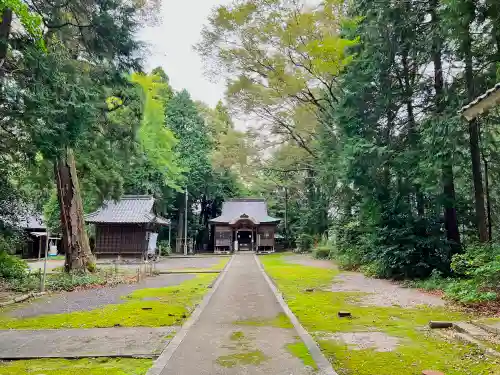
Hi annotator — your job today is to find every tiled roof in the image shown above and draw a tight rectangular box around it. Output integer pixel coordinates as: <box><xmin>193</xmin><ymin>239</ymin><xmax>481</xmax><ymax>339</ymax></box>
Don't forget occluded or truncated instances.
<box><xmin>85</xmin><ymin>195</ymin><xmax>169</xmax><ymax>225</ymax></box>
<box><xmin>210</xmin><ymin>198</ymin><xmax>280</xmax><ymax>224</ymax></box>
<box><xmin>459</xmin><ymin>82</ymin><xmax>500</xmax><ymax>117</ymax></box>
<box><xmin>21</xmin><ymin>214</ymin><xmax>45</xmax><ymax>230</ymax></box>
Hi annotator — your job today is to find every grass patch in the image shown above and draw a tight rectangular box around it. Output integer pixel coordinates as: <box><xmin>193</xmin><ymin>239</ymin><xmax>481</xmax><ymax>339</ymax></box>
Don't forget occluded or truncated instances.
<box><xmin>260</xmin><ymin>254</ymin><xmax>500</xmax><ymax>375</ymax></box>
<box><xmin>215</xmin><ymin>350</ymin><xmax>269</xmax><ymax>368</ymax></box>
<box><xmin>0</xmin><ymin>274</ymin><xmax>216</xmax><ymax>329</ymax></box>
<box><xmin>0</xmin><ymin>358</ymin><xmax>151</xmax><ymax>375</ymax></box>
<box><xmin>233</xmin><ymin>312</ymin><xmax>293</xmax><ymax>329</ymax></box>
<box><xmin>285</xmin><ymin>341</ymin><xmax>317</xmax><ymax>370</ymax></box>
<box><xmin>230</xmin><ymin>331</ymin><xmax>245</xmax><ymax>341</ymax></box>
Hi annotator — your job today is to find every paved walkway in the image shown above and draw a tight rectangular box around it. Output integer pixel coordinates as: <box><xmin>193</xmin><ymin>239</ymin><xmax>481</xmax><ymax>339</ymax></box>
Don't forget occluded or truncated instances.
<box><xmin>157</xmin><ymin>253</ymin><xmax>314</xmax><ymax>375</ymax></box>
<box><xmin>0</xmin><ymin>327</ymin><xmax>175</xmax><ymax>359</ymax></box>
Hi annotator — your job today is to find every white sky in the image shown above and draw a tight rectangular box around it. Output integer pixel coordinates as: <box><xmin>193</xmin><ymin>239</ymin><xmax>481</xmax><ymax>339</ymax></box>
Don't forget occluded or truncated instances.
<box><xmin>138</xmin><ymin>0</ymin><xmax>232</xmax><ymax>108</ymax></box>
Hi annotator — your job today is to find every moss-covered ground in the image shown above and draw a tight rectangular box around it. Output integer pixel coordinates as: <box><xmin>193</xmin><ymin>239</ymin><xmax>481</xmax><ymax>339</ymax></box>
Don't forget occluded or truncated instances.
<box><xmin>215</xmin><ymin>350</ymin><xmax>269</xmax><ymax>368</ymax></box>
<box><xmin>0</xmin><ymin>274</ymin><xmax>217</xmax><ymax>329</ymax></box>
<box><xmin>285</xmin><ymin>341</ymin><xmax>317</xmax><ymax>370</ymax></box>
<box><xmin>233</xmin><ymin>312</ymin><xmax>293</xmax><ymax>328</ymax></box>
<box><xmin>0</xmin><ymin>358</ymin><xmax>152</xmax><ymax>375</ymax></box>
<box><xmin>260</xmin><ymin>254</ymin><xmax>500</xmax><ymax>375</ymax></box>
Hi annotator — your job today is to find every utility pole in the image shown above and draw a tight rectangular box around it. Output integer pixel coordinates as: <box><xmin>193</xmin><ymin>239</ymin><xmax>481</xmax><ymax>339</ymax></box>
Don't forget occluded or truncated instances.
<box><xmin>184</xmin><ymin>188</ymin><xmax>188</xmax><ymax>256</ymax></box>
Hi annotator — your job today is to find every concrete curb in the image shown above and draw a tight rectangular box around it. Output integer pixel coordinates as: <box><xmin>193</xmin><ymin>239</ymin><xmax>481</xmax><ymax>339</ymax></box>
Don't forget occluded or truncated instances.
<box><xmin>254</xmin><ymin>254</ymin><xmax>338</xmax><ymax>375</ymax></box>
<box><xmin>146</xmin><ymin>254</ymin><xmax>235</xmax><ymax>375</ymax></box>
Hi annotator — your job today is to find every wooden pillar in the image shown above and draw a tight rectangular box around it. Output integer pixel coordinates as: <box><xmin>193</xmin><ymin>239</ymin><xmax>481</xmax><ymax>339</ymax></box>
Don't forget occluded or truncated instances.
<box><xmin>38</xmin><ymin>236</ymin><xmax>42</xmax><ymax>260</ymax></box>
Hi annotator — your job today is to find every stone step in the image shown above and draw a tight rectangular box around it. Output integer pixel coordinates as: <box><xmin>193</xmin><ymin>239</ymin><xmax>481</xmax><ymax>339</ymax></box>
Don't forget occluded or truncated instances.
<box><xmin>442</xmin><ymin>321</ymin><xmax>500</xmax><ymax>357</ymax></box>
<box><xmin>471</xmin><ymin>320</ymin><xmax>500</xmax><ymax>337</ymax></box>
<box><xmin>438</xmin><ymin>328</ymin><xmax>500</xmax><ymax>358</ymax></box>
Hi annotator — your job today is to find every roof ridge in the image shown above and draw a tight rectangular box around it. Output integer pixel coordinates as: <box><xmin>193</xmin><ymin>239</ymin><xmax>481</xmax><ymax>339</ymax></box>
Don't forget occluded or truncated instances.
<box><xmin>227</xmin><ymin>198</ymin><xmax>265</xmax><ymax>202</ymax></box>
<box><xmin>111</xmin><ymin>195</ymin><xmax>154</xmax><ymax>200</ymax></box>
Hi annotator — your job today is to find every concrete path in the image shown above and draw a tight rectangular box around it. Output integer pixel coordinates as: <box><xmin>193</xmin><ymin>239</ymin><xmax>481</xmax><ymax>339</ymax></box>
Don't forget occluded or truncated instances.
<box><xmin>0</xmin><ymin>327</ymin><xmax>175</xmax><ymax>359</ymax></box>
<box><xmin>157</xmin><ymin>253</ymin><xmax>315</xmax><ymax>375</ymax></box>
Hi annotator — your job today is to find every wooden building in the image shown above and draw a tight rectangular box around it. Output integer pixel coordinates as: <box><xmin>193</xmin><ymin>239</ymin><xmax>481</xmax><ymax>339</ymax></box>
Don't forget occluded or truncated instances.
<box><xmin>210</xmin><ymin>198</ymin><xmax>280</xmax><ymax>253</ymax></box>
<box><xmin>19</xmin><ymin>214</ymin><xmax>61</xmax><ymax>259</ymax></box>
<box><xmin>460</xmin><ymin>82</ymin><xmax>500</xmax><ymax>120</ymax></box>
<box><xmin>85</xmin><ymin>195</ymin><xmax>169</xmax><ymax>259</ymax></box>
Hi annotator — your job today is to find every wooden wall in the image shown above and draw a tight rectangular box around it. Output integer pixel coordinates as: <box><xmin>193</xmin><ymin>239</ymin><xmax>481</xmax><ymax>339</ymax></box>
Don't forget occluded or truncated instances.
<box><xmin>214</xmin><ymin>225</ymin><xmax>232</xmax><ymax>248</ymax></box>
<box><xmin>258</xmin><ymin>225</ymin><xmax>275</xmax><ymax>248</ymax></box>
<box><xmin>94</xmin><ymin>224</ymin><xmax>147</xmax><ymax>257</ymax></box>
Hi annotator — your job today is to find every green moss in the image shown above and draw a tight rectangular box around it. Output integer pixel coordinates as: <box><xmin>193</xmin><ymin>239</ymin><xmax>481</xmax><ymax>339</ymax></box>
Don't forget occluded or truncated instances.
<box><xmin>233</xmin><ymin>312</ymin><xmax>293</xmax><ymax>329</ymax></box>
<box><xmin>0</xmin><ymin>358</ymin><xmax>152</xmax><ymax>375</ymax></box>
<box><xmin>0</xmin><ymin>274</ymin><xmax>216</xmax><ymax>329</ymax></box>
<box><xmin>230</xmin><ymin>331</ymin><xmax>245</xmax><ymax>341</ymax></box>
<box><xmin>215</xmin><ymin>350</ymin><xmax>269</xmax><ymax>368</ymax></box>
<box><xmin>260</xmin><ymin>254</ymin><xmax>500</xmax><ymax>375</ymax></box>
<box><xmin>285</xmin><ymin>341</ymin><xmax>318</xmax><ymax>370</ymax></box>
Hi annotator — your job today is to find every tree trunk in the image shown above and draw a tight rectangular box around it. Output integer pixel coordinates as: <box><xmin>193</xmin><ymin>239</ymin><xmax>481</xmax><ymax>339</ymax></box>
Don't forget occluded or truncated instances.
<box><xmin>484</xmin><ymin>158</ymin><xmax>492</xmax><ymax>241</ymax></box>
<box><xmin>54</xmin><ymin>147</ymin><xmax>95</xmax><ymax>272</ymax></box>
<box><xmin>430</xmin><ymin>0</ymin><xmax>461</xmax><ymax>247</ymax></box>
<box><xmin>0</xmin><ymin>8</ymin><xmax>12</xmax><ymax>80</ymax></box>
<box><xmin>461</xmin><ymin>3</ymin><xmax>488</xmax><ymax>242</ymax></box>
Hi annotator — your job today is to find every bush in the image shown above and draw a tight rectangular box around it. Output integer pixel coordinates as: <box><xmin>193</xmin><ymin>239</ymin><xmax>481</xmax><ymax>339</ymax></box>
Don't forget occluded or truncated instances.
<box><xmin>158</xmin><ymin>240</ymin><xmax>171</xmax><ymax>256</ymax></box>
<box><xmin>297</xmin><ymin>233</ymin><xmax>313</xmax><ymax>252</ymax></box>
<box><xmin>46</xmin><ymin>272</ymin><xmax>105</xmax><ymax>291</ymax></box>
<box><xmin>313</xmin><ymin>246</ymin><xmax>330</xmax><ymax>259</ymax></box>
<box><xmin>0</xmin><ymin>250</ymin><xmax>28</xmax><ymax>280</ymax></box>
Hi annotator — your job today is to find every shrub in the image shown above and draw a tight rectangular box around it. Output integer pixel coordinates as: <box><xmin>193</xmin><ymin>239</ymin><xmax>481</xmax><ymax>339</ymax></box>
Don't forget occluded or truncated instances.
<box><xmin>45</xmin><ymin>272</ymin><xmax>105</xmax><ymax>291</ymax></box>
<box><xmin>297</xmin><ymin>233</ymin><xmax>313</xmax><ymax>252</ymax></box>
<box><xmin>0</xmin><ymin>250</ymin><xmax>28</xmax><ymax>280</ymax></box>
<box><xmin>158</xmin><ymin>240</ymin><xmax>171</xmax><ymax>256</ymax></box>
<box><xmin>313</xmin><ymin>246</ymin><xmax>330</xmax><ymax>259</ymax></box>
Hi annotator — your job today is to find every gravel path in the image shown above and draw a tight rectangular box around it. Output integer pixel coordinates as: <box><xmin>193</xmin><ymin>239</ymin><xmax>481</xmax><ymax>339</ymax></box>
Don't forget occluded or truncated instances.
<box><xmin>283</xmin><ymin>255</ymin><xmax>337</xmax><ymax>270</ymax></box>
<box><xmin>8</xmin><ymin>274</ymin><xmax>194</xmax><ymax>318</ymax></box>
<box><xmin>158</xmin><ymin>253</ymin><xmax>314</xmax><ymax>375</ymax></box>
<box><xmin>331</xmin><ymin>272</ymin><xmax>445</xmax><ymax>307</ymax></box>
<box><xmin>283</xmin><ymin>254</ymin><xmax>444</xmax><ymax>308</ymax></box>
<box><xmin>0</xmin><ymin>327</ymin><xmax>176</xmax><ymax>358</ymax></box>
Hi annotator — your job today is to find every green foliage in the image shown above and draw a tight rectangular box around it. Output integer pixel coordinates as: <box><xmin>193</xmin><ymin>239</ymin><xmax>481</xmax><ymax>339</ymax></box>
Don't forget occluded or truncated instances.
<box><xmin>1</xmin><ymin>0</ymin><xmax>44</xmax><ymax>48</ymax></box>
<box><xmin>131</xmin><ymin>73</ymin><xmax>183</xmax><ymax>191</ymax></box>
<box><xmin>297</xmin><ymin>233</ymin><xmax>314</xmax><ymax>252</ymax></box>
<box><xmin>0</xmin><ymin>251</ymin><xmax>28</xmax><ymax>280</ymax></box>
<box><xmin>313</xmin><ymin>246</ymin><xmax>330</xmax><ymax>260</ymax></box>
<box><xmin>158</xmin><ymin>240</ymin><xmax>171</xmax><ymax>256</ymax></box>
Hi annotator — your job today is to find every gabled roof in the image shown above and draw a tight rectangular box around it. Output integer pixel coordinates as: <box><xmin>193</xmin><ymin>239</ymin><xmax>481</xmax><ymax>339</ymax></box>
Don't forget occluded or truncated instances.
<box><xmin>210</xmin><ymin>198</ymin><xmax>280</xmax><ymax>224</ymax></box>
<box><xmin>85</xmin><ymin>195</ymin><xmax>169</xmax><ymax>225</ymax></box>
<box><xmin>22</xmin><ymin>214</ymin><xmax>45</xmax><ymax>230</ymax></box>
<box><xmin>460</xmin><ymin>82</ymin><xmax>500</xmax><ymax>121</ymax></box>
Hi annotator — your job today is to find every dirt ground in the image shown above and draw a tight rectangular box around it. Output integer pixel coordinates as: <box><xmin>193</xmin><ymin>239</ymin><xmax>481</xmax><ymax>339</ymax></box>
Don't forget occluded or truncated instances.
<box><xmin>331</xmin><ymin>272</ymin><xmax>445</xmax><ymax>308</ymax></box>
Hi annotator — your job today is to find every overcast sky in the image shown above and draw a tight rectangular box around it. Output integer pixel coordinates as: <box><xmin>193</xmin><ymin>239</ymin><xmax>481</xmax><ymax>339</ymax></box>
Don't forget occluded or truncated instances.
<box><xmin>138</xmin><ymin>0</ymin><xmax>231</xmax><ymax>108</ymax></box>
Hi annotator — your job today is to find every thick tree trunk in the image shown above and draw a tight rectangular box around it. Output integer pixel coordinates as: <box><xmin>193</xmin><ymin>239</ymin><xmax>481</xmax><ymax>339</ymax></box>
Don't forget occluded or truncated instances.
<box><xmin>461</xmin><ymin>5</ymin><xmax>488</xmax><ymax>242</ymax></box>
<box><xmin>54</xmin><ymin>147</ymin><xmax>95</xmax><ymax>272</ymax></box>
<box><xmin>468</xmin><ymin>119</ymin><xmax>488</xmax><ymax>242</ymax></box>
<box><xmin>0</xmin><ymin>8</ymin><xmax>12</xmax><ymax>80</ymax></box>
<box><xmin>484</xmin><ymin>159</ymin><xmax>492</xmax><ymax>241</ymax></box>
<box><xmin>430</xmin><ymin>0</ymin><xmax>461</xmax><ymax>247</ymax></box>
